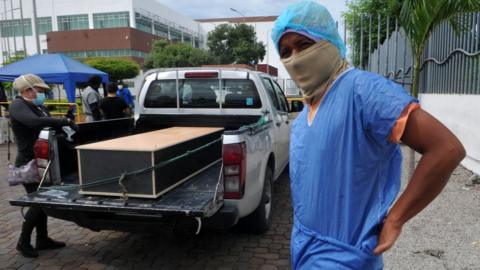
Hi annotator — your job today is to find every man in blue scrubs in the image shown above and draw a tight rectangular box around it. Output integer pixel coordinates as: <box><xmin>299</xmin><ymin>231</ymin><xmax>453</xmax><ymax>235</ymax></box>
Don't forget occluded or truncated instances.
<box><xmin>272</xmin><ymin>1</ymin><xmax>466</xmax><ymax>269</ymax></box>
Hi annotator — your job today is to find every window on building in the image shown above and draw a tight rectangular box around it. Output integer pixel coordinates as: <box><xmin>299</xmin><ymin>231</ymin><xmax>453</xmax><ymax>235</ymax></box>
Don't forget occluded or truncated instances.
<box><xmin>153</xmin><ymin>21</ymin><xmax>168</xmax><ymax>38</ymax></box>
<box><xmin>15</xmin><ymin>50</ymin><xmax>25</xmax><ymax>57</ymax></box>
<box><xmin>93</xmin><ymin>12</ymin><xmax>129</xmax><ymax>29</ymax></box>
<box><xmin>183</xmin><ymin>33</ymin><xmax>192</xmax><ymax>44</ymax></box>
<box><xmin>62</xmin><ymin>49</ymin><xmax>147</xmax><ymax>59</ymax></box>
<box><xmin>57</xmin><ymin>14</ymin><xmax>89</xmax><ymax>31</ymax></box>
<box><xmin>135</xmin><ymin>12</ymin><xmax>152</xmax><ymax>33</ymax></box>
<box><xmin>37</xmin><ymin>17</ymin><xmax>52</xmax><ymax>35</ymax></box>
<box><xmin>170</xmin><ymin>28</ymin><xmax>181</xmax><ymax>42</ymax></box>
<box><xmin>0</xmin><ymin>19</ymin><xmax>32</xmax><ymax>37</ymax></box>
<box><xmin>194</xmin><ymin>37</ymin><xmax>199</xmax><ymax>48</ymax></box>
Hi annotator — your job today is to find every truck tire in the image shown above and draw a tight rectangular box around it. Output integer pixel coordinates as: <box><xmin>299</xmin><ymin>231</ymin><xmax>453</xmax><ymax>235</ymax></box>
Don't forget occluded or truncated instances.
<box><xmin>239</xmin><ymin>167</ymin><xmax>273</xmax><ymax>234</ymax></box>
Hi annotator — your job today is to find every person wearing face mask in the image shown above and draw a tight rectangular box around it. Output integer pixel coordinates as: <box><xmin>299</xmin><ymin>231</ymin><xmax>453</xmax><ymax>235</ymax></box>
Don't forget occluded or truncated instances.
<box><xmin>273</xmin><ymin>2</ymin><xmax>465</xmax><ymax>269</ymax></box>
<box><xmin>116</xmin><ymin>80</ymin><xmax>134</xmax><ymax>111</ymax></box>
<box><xmin>9</xmin><ymin>74</ymin><xmax>75</xmax><ymax>258</ymax></box>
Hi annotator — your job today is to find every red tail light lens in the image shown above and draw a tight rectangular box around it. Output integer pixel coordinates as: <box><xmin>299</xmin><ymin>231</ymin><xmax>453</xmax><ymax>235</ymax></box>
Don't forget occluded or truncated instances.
<box><xmin>34</xmin><ymin>139</ymin><xmax>49</xmax><ymax>160</ymax></box>
<box><xmin>223</xmin><ymin>142</ymin><xmax>246</xmax><ymax>199</ymax></box>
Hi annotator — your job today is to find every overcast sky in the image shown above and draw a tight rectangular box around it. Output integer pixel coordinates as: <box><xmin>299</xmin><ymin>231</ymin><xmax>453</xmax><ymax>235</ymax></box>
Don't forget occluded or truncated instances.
<box><xmin>156</xmin><ymin>0</ymin><xmax>347</xmax><ymax>23</ymax></box>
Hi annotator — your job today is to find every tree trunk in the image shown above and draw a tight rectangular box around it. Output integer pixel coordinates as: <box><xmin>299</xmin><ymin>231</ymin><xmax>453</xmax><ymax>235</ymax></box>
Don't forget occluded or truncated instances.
<box><xmin>407</xmin><ymin>46</ymin><xmax>424</xmax><ymax>180</ymax></box>
<box><xmin>411</xmin><ymin>49</ymin><xmax>423</xmax><ymax>99</ymax></box>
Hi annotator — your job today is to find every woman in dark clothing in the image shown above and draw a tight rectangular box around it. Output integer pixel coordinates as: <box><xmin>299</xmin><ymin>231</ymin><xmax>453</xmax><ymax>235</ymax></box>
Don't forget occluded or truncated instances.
<box><xmin>9</xmin><ymin>74</ymin><xmax>75</xmax><ymax>258</ymax></box>
<box><xmin>99</xmin><ymin>82</ymin><xmax>129</xmax><ymax>119</ymax></box>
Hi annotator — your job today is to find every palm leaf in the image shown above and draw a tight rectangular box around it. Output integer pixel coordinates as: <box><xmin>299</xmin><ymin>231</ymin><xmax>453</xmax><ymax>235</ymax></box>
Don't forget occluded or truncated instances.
<box><xmin>398</xmin><ymin>0</ymin><xmax>480</xmax><ymax>97</ymax></box>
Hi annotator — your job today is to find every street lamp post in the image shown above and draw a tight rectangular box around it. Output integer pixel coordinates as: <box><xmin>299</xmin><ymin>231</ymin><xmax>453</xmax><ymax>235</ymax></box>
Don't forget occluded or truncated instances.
<box><xmin>229</xmin><ymin>8</ymin><xmax>246</xmax><ymax>23</ymax></box>
<box><xmin>32</xmin><ymin>0</ymin><xmax>40</xmax><ymax>54</ymax></box>
<box><xmin>2</xmin><ymin>0</ymin><xmax>12</xmax><ymax>61</ymax></box>
<box><xmin>19</xmin><ymin>0</ymin><xmax>27</xmax><ymax>56</ymax></box>
<box><xmin>9</xmin><ymin>0</ymin><xmax>17</xmax><ymax>56</ymax></box>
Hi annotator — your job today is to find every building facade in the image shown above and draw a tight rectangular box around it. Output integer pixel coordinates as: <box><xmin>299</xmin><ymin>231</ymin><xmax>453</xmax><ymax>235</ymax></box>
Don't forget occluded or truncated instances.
<box><xmin>0</xmin><ymin>2</ymin><xmax>300</xmax><ymax>95</ymax></box>
<box><xmin>0</xmin><ymin>0</ymin><xmax>206</xmax><ymax>63</ymax></box>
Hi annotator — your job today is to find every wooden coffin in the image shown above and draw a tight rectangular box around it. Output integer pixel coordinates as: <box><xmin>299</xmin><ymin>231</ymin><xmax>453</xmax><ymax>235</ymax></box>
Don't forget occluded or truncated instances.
<box><xmin>77</xmin><ymin>127</ymin><xmax>224</xmax><ymax>198</ymax></box>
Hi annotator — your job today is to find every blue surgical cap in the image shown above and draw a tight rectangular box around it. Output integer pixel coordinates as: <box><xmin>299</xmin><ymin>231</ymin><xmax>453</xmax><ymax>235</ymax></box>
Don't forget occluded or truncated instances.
<box><xmin>272</xmin><ymin>1</ymin><xmax>346</xmax><ymax>58</ymax></box>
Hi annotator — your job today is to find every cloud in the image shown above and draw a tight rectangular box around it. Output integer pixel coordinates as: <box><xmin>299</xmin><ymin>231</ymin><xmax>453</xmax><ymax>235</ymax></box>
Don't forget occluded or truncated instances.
<box><xmin>156</xmin><ymin>0</ymin><xmax>346</xmax><ymax>22</ymax></box>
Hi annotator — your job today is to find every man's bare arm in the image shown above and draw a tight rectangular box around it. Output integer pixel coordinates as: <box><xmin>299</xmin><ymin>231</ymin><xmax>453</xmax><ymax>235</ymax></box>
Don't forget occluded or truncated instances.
<box><xmin>374</xmin><ymin>108</ymin><xmax>465</xmax><ymax>254</ymax></box>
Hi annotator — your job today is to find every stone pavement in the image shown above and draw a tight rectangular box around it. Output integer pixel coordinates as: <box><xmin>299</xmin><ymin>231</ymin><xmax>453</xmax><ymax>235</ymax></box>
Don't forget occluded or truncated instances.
<box><xmin>0</xmin><ymin>144</ymin><xmax>479</xmax><ymax>270</ymax></box>
<box><xmin>0</xmin><ymin>144</ymin><xmax>292</xmax><ymax>270</ymax></box>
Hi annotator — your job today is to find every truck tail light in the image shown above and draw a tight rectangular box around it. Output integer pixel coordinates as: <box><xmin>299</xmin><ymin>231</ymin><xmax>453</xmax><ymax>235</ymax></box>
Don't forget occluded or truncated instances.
<box><xmin>223</xmin><ymin>142</ymin><xmax>246</xmax><ymax>199</ymax></box>
<box><xmin>34</xmin><ymin>139</ymin><xmax>50</xmax><ymax>173</ymax></box>
<box><xmin>34</xmin><ymin>139</ymin><xmax>49</xmax><ymax>160</ymax></box>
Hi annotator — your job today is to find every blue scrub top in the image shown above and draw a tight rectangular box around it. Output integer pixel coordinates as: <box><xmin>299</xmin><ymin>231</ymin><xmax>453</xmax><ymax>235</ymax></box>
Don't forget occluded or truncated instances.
<box><xmin>117</xmin><ymin>87</ymin><xmax>134</xmax><ymax>107</ymax></box>
<box><xmin>289</xmin><ymin>68</ymin><xmax>416</xmax><ymax>269</ymax></box>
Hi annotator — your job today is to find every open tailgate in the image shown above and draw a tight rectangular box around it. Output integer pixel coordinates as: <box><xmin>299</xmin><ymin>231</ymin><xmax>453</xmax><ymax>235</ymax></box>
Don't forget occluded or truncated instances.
<box><xmin>10</xmin><ymin>161</ymin><xmax>223</xmax><ymax>218</ymax></box>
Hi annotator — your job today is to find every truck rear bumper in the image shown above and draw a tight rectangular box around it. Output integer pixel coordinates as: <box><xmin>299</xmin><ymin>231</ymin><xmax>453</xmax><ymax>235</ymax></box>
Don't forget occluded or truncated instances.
<box><xmin>9</xmin><ymin>161</ymin><xmax>239</xmax><ymax>233</ymax></box>
<box><xmin>203</xmin><ymin>204</ymin><xmax>239</xmax><ymax>229</ymax></box>
<box><xmin>41</xmin><ymin>204</ymin><xmax>239</xmax><ymax>233</ymax></box>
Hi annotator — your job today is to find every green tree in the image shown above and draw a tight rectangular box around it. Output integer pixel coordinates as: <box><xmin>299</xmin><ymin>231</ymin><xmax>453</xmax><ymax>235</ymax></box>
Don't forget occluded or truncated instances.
<box><xmin>2</xmin><ymin>54</ymin><xmax>26</xmax><ymax>94</ymax></box>
<box><xmin>84</xmin><ymin>58</ymin><xmax>140</xmax><ymax>82</ymax></box>
<box><xmin>399</xmin><ymin>0</ymin><xmax>480</xmax><ymax>97</ymax></box>
<box><xmin>2</xmin><ymin>54</ymin><xmax>26</xmax><ymax>66</ymax></box>
<box><xmin>343</xmin><ymin>0</ymin><xmax>404</xmax><ymax>67</ymax></box>
<box><xmin>207</xmin><ymin>24</ymin><xmax>266</xmax><ymax>65</ymax></box>
<box><xmin>144</xmin><ymin>40</ymin><xmax>213</xmax><ymax>68</ymax></box>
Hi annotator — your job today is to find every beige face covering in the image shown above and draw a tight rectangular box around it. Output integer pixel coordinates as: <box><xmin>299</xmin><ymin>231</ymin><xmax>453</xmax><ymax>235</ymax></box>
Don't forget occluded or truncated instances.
<box><xmin>281</xmin><ymin>40</ymin><xmax>349</xmax><ymax>105</ymax></box>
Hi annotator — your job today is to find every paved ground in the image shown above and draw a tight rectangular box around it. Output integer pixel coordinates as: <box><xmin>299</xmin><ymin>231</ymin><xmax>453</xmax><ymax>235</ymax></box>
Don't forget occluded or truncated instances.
<box><xmin>0</xmin><ymin>144</ymin><xmax>479</xmax><ymax>269</ymax></box>
<box><xmin>384</xmin><ymin>149</ymin><xmax>480</xmax><ymax>270</ymax></box>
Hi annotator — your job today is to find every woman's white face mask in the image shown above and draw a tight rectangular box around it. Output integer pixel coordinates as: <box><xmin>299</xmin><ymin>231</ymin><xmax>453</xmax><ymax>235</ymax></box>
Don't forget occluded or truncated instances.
<box><xmin>281</xmin><ymin>41</ymin><xmax>343</xmax><ymax>102</ymax></box>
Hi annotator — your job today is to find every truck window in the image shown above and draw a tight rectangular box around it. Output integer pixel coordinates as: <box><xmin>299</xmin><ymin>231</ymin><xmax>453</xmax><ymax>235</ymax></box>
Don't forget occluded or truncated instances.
<box><xmin>145</xmin><ymin>78</ymin><xmax>262</xmax><ymax>109</ymax></box>
<box><xmin>144</xmin><ymin>80</ymin><xmax>177</xmax><ymax>108</ymax></box>
<box><xmin>272</xmin><ymin>81</ymin><xmax>289</xmax><ymax>113</ymax></box>
<box><xmin>179</xmin><ymin>79</ymin><xmax>219</xmax><ymax>108</ymax></box>
<box><xmin>261</xmin><ymin>78</ymin><xmax>281</xmax><ymax>111</ymax></box>
<box><xmin>222</xmin><ymin>79</ymin><xmax>261</xmax><ymax>109</ymax></box>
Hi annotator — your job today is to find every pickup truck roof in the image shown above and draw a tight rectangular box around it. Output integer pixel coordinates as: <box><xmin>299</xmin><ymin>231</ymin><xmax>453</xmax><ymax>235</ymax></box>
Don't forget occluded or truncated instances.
<box><xmin>136</xmin><ymin>67</ymin><xmax>280</xmax><ymax>117</ymax></box>
<box><xmin>142</xmin><ymin>67</ymin><xmax>268</xmax><ymax>75</ymax></box>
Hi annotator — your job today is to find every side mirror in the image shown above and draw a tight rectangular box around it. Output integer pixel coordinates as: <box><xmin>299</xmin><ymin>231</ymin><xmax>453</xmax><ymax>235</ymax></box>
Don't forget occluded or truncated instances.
<box><xmin>289</xmin><ymin>100</ymin><xmax>304</xmax><ymax>113</ymax></box>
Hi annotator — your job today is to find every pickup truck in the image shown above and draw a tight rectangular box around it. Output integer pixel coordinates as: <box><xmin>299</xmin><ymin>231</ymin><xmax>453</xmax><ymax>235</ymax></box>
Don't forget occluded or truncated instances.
<box><xmin>10</xmin><ymin>68</ymin><xmax>296</xmax><ymax>235</ymax></box>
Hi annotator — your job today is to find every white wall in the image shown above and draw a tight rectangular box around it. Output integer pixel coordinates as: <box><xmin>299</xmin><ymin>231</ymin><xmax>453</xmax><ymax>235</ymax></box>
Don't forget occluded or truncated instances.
<box><xmin>420</xmin><ymin>94</ymin><xmax>480</xmax><ymax>175</ymax></box>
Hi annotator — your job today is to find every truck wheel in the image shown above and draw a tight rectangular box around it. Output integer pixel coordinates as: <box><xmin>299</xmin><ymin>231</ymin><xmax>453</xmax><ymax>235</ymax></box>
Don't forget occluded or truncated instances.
<box><xmin>239</xmin><ymin>167</ymin><xmax>273</xmax><ymax>234</ymax></box>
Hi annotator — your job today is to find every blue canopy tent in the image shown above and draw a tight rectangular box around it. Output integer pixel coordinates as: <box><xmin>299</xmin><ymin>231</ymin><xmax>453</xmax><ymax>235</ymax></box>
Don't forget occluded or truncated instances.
<box><xmin>0</xmin><ymin>53</ymin><xmax>109</xmax><ymax>102</ymax></box>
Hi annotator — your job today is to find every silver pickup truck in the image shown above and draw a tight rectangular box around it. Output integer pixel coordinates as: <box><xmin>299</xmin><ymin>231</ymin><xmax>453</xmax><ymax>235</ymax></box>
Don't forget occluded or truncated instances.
<box><xmin>10</xmin><ymin>68</ymin><xmax>296</xmax><ymax>234</ymax></box>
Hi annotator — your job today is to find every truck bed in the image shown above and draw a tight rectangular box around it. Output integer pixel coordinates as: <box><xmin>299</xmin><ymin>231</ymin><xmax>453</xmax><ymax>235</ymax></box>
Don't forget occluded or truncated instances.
<box><xmin>10</xmin><ymin>161</ymin><xmax>223</xmax><ymax>218</ymax></box>
<box><xmin>10</xmin><ymin>114</ymin><xmax>263</xmax><ymax>232</ymax></box>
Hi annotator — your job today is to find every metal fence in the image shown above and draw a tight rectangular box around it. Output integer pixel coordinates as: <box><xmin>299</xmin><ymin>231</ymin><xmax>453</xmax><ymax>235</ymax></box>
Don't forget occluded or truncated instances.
<box><xmin>350</xmin><ymin>13</ymin><xmax>480</xmax><ymax>95</ymax></box>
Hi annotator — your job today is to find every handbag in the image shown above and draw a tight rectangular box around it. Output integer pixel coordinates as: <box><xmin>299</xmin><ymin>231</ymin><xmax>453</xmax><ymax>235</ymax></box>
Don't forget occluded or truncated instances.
<box><xmin>7</xmin><ymin>159</ymin><xmax>40</xmax><ymax>186</ymax></box>
<box><xmin>5</xmin><ymin>115</ymin><xmax>39</xmax><ymax>186</ymax></box>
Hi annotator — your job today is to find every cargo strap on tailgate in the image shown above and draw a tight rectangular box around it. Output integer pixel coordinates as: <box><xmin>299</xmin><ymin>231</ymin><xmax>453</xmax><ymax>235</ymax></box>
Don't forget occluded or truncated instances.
<box><xmin>42</xmin><ymin>138</ymin><xmax>223</xmax><ymax>196</ymax></box>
